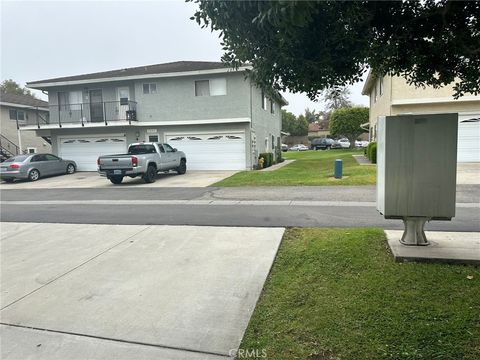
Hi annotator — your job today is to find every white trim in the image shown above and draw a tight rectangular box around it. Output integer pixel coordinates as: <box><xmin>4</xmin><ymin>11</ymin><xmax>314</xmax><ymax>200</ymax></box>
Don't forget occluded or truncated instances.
<box><xmin>0</xmin><ymin>102</ymin><xmax>48</xmax><ymax>111</ymax></box>
<box><xmin>164</xmin><ymin>129</ymin><xmax>245</xmax><ymax>139</ymax></box>
<box><xmin>19</xmin><ymin>117</ymin><xmax>251</xmax><ymax>131</ymax></box>
<box><xmin>27</xmin><ymin>66</ymin><xmax>252</xmax><ymax>89</ymax></box>
<box><xmin>26</xmin><ymin>147</ymin><xmax>37</xmax><ymax>154</ymax></box>
<box><xmin>392</xmin><ymin>96</ymin><xmax>480</xmax><ymax>106</ymax></box>
<box><xmin>145</xmin><ymin>132</ymin><xmax>159</xmax><ymax>142</ymax></box>
<box><xmin>58</xmin><ymin>133</ymin><xmax>126</xmax><ymax>140</ymax></box>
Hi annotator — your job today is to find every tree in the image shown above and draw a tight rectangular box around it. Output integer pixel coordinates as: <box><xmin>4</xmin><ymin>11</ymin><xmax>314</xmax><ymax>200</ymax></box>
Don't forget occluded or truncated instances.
<box><xmin>304</xmin><ymin>108</ymin><xmax>318</xmax><ymax>123</ymax></box>
<box><xmin>295</xmin><ymin>115</ymin><xmax>309</xmax><ymax>136</ymax></box>
<box><xmin>329</xmin><ymin>107</ymin><xmax>369</xmax><ymax>148</ymax></box>
<box><xmin>323</xmin><ymin>86</ymin><xmax>352</xmax><ymax>111</ymax></box>
<box><xmin>282</xmin><ymin>109</ymin><xmax>308</xmax><ymax>136</ymax></box>
<box><xmin>190</xmin><ymin>1</ymin><xmax>480</xmax><ymax>98</ymax></box>
<box><xmin>1</xmin><ymin>79</ymin><xmax>35</xmax><ymax>97</ymax></box>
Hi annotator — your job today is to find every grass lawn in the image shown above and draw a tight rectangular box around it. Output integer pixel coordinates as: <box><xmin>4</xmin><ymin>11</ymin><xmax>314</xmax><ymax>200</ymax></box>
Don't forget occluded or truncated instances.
<box><xmin>240</xmin><ymin>228</ymin><xmax>480</xmax><ymax>360</ymax></box>
<box><xmin>214</xmin><ymin>149</ymin><xmax>376</xmax><ymax>186</ymax></box>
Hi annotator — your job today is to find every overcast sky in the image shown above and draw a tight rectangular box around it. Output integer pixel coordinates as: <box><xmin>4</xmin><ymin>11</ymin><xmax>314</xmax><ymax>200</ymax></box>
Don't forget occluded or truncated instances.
<box><xmin>1</xmin><ymin>0</ymin><xmax>369</xmax><ymax>115</ymax></box>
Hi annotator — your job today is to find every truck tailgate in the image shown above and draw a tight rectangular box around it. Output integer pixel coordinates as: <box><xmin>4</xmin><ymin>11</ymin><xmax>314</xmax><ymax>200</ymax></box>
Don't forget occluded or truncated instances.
<box><xmin>98</xmin><ymin>155</ymin><xmax>133</xmax><ymax>170</ymax></box>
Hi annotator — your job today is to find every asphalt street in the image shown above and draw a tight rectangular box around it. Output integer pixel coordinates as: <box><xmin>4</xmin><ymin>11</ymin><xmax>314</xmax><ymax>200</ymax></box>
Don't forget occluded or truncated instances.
<box><xmin>1</xmin><ymin>185</ymin><xmax>479</xmax><ymax>231</ymax></box>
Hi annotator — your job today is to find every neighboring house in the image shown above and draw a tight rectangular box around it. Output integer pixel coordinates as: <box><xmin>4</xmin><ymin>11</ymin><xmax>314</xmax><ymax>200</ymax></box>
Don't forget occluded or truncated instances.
<box><xmin>24</xmin><ymin>61</ymin><xmax>287</xmax><ymax>171</ymax></box>
<box><xmin>308</xmin><ymin>122</ymin><xmax>329</xmax><ymax>138</ymax></box>
<box><xmin>362</xmin><ymin>72</ymin><xmax>480</xmax><ymax>162</ymax></box>
<box><xmin>0</xmin><ymin>91</ymin><xmax>51</xmax><ymax>160</ymax></box>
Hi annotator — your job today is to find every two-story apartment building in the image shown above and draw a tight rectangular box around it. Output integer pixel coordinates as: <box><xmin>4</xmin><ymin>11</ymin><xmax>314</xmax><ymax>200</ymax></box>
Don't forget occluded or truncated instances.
<box><xmin>24</xmin><ymin>61</ymin><xmax>287</xmax><ymax>171</ymax></box>
<box><xmin>362</xmin><ymin>71</ymin><xmax>480</xmax><ymax>162</ymax></box>
<box><xmin>0</xmin><ymin>92</ymin><xmax>51</xmax><ymax>160</ymax></box>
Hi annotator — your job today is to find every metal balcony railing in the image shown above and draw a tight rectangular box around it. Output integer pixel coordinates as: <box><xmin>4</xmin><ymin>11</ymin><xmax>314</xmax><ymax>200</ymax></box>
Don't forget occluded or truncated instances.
<box><xmin>19</xmin><ymin>101</ymin><xmax>138</xmax><ymax>128</ymax></box>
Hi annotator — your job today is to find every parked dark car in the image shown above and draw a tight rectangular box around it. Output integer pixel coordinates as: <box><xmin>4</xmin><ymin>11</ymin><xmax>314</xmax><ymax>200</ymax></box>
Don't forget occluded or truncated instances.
<box><xmin>0</xmin><ymin>153</ymin><xmax>76</xmax><ymax>182</ymax></box>
<box><xmin>311</xmin><ymin>138</ymin><xmax>334</xmax><ymax>150</ymax></box>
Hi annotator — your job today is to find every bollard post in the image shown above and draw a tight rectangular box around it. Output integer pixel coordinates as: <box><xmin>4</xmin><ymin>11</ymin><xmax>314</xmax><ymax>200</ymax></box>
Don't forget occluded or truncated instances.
<box><xmin>334</xmin><ymin>159</ymin><xmax>343</xmax><ymax>179</ymax></box>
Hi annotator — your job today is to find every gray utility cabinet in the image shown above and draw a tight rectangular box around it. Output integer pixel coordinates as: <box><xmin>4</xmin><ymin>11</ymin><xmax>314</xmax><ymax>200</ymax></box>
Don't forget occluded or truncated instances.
<box><xmin>377</xmin><ymin>113</ymin><xmax>458</xmax><ymax>220</ymax></box>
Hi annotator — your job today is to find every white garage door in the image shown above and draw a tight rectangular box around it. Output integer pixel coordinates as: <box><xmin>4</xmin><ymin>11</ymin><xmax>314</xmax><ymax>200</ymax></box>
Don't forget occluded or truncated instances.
<box><xmin>58</xmin><ymin>135</ymin><xmax>127</xmax><ymax>171</ymax></box>
<box><xmin>458</xmin><ymin>115</ymin><xmax>480</xmax><ymax>162</ymax></box>
<box><xmin>166</xmin><ymin>132</ymin><xmax>246</xmax><ymax>170</ymax></box>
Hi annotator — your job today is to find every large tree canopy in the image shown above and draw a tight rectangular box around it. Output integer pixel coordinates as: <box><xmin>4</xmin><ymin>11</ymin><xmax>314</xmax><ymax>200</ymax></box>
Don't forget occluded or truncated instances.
<box><xmin>190</xmin><ymin>0</ymin><xmax>480</xmax><ymax>99</ymax></box>
<box><xmin>1</xmin><ymin>79</ymin><xmax>35</xmax><ymax>97</ymax></box>
<box><xmin>282</xmin><ymin>109</ymin><xmax>308</xmax><ymax>136</ymax></box>
<box><xmin>329</xmin><ymin>107</ymin><xmax>369</xmax><ymax>148</ymax></box>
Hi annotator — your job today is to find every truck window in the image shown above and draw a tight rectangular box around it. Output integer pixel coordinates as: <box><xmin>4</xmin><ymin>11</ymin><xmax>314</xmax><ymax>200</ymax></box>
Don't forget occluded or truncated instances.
<box><xmin>128</xmin><ymin>144</ymin><xmax>156</xmax><ymax>154</ymax></box>
<box><xmin>157</xmin><ymin>144</ymin><xmax>165</xmax><ymax>153</ymax></box>
<box><xmin>164</xmin><ymin>144</ymin><xmax>174</xmax><ymax>153</ymax></box>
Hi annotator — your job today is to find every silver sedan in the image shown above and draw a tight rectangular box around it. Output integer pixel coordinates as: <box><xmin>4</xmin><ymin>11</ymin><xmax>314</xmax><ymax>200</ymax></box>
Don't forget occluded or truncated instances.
<box><xmin>0</xmin><ymin>153</ymin><xmax>77</xmax><ymax>182</ymax></box>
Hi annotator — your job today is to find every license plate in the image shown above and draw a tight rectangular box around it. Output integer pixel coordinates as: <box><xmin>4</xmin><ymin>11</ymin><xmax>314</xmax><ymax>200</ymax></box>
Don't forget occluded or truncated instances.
<box><xmin>113</xmin><ymin>170</ymin><xmax>122</xmax><ymax>175</ymax></box>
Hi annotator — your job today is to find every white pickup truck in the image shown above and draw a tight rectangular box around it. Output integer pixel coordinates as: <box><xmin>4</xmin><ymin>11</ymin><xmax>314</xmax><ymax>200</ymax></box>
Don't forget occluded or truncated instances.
<box><xmin>97</xmin><ymin>143</ymin><xmax>186</xmax><ymax>184</ymax></box>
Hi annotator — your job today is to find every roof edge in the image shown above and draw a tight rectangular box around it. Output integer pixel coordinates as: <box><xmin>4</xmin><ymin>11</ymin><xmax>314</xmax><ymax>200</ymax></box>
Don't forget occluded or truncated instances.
<box><xmin>27</xmin><ymin>66</ymin><xmax>253</xmax><ymax>89</ymax></box>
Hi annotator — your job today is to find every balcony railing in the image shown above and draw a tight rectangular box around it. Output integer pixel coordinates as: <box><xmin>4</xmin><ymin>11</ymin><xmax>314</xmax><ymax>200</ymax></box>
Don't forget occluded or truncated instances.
<box><xmin>20</xmin><ymin>101</ymin><xmax>138</xmax><ymax>128</ymax></box>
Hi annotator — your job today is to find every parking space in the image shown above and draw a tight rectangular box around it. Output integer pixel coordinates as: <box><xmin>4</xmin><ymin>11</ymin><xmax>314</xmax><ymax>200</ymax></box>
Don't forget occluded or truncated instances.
<box><xmin>0</xmin><ymin>170</ymin><xmax>237</xmax><ymax>189</ymax></box>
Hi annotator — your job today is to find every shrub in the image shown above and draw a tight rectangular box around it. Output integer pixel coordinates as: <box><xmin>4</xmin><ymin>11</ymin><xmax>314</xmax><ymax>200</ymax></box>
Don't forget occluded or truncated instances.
<box><xmin>275</xmin><ymin>149</ymin><xmax>283</xmax><ymax>164</ymax></box>
<box><xmin>259</xmin><ymin>152</ymin><xmax>274</xmax><ymax>168</ymax></box>
<box><xmin>368</xmin><ymin>142</ymin><xmax>377</xmax><ymax>164</ymax></box>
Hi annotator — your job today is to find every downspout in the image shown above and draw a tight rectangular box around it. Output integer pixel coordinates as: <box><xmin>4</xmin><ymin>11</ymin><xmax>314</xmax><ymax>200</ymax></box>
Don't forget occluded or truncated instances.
<box><xmin>249</xmin><ymin>78</ymin><xmax>254</xmax><ymax>169</ymax></box>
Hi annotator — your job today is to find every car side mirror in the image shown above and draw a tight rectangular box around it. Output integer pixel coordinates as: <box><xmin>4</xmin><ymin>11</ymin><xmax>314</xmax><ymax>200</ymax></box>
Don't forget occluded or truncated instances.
<box><xmin>173</xmin><ymin>148</ymin><xmax>177</xmax><ymax>152</ymax></box>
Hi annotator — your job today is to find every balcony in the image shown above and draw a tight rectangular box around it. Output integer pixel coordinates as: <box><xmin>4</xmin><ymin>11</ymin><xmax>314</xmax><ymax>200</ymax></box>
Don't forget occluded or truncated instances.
<box><xmin>19</xmin><ymin>101</ymin><xmax>138</xmax><ymax>128</ymax></box>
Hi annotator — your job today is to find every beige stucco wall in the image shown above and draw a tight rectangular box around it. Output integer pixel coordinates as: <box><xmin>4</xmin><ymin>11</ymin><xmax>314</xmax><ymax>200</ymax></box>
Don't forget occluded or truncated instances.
<box><xmin>367</xmin><ymin>75</ymin><xmax>480</xmax><ymax>140</ymax></box>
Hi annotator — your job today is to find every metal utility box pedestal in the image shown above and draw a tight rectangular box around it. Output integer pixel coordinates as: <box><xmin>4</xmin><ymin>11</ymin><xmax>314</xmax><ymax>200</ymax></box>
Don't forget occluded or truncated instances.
<box><xmin>376</xmin><ymin>114</ymin><xmax>458</xmax><ymax>245</ymax></box>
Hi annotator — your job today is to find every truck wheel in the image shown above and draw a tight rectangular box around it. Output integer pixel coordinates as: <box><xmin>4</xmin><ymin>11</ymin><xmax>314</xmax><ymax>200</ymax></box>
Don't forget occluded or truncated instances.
<box><xmin>109</xmin><ymin>176</ymin><xmax>123</xmax><ymax>184</ymax></box>
<box><xmin>143</xmin><ymin>165</ymin><xmax>157</xmax><ymax>183</ymax></box>
<box><xmin>177</xmin><ymin>159</ymin><xmax>187</xmax><ymax>175</ymax></box>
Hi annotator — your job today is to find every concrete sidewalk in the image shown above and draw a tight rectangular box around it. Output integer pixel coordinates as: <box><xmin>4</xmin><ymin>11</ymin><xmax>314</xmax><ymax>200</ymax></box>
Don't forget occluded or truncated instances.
<box><xmin>1</xmin><ymin>222</ymin><xmax>284</xmax><ymax>359</ymax></box>
<box><xmin>0</xmin><ymin>170</ymin><xmax>237</xmax><ymax>189</ymax></box>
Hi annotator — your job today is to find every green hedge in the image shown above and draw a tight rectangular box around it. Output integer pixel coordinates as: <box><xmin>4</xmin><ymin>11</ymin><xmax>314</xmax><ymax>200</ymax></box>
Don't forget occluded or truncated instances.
<box><xmin>259</xmin><ymin>152</ymin><xmax>274</xmax><ymax>168</ymax></box>
<box><xmin>367</xmin><ymin>142</ymin><xmax>377</xmax><ymax>164</ymax></box>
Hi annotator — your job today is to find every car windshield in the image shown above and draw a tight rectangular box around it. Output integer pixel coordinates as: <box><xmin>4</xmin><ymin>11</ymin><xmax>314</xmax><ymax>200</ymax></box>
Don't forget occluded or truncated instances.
<box><xmin>128</xmin><ymin>144</ymin><xmax>156</xmax><ymax>154</ymax></box>
<box><xmin>4</xmin><ymin>155</ymin><xmax>28</xmax><ymax>163</ymax></box>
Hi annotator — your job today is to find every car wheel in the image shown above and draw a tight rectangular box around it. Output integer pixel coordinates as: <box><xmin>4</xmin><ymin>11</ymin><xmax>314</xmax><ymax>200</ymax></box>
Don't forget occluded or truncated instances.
<box><xmin>4</xmin><ymin>178</ymin><xmax>14</xmax><ymax>183</ymax></box>
<box><xmin>143</xmin><ymin>165</ymin><xmax>157</xmax><ymax>183</ymax></box>
<box><xmin>177</xmin><ymin>159</ymin><xmax>187</xmax><ymax>175</ymax></box>
<box><xmin>109</xmin><ymin>176</ymin><xmax>123</xmax><ymax>184</ymax></box>
<box><xmin>28</xmin><ymin>169</ymin><xmax>40</xmax><ymax>182</ymax></box>
<box><xmin>66</xmin><ymin>163</ymin><xmax>76</xmax><ymax>174</ymax></box>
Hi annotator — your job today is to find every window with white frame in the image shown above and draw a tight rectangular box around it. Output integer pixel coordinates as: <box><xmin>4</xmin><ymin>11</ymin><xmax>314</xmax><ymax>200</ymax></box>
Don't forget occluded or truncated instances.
<box><xmin>261</xmin><ymin>91</ymin><xmax>268</xmax><ymax>110</ymax></box>
<box><xmin>27</xmin><ymin>147</ymin><xmax>36</xmax><ymax>154</ymax></box>
<box><xmin>194</xmin><ymin>78</ymin><xmax>227</xmax><ymax>97</ymax></box>
<box><xmin>270</xmin><ymin>100</ymin><xmax>275</xmax><ymax>114</ymax></box>
<box><xmin>143</xmin><ymin>83</ymin><xmax>157</xmax><ymax>94</ymax></box>
<box><xmin>374</xmin><ymin>83</ymin><xmax>378</xmax><ymax>103</ymax></box>
<box><xmin>9</xmin><ymin>109</ymin><xmax>26</xmax><ymax>121</ymax></box>
<box><xmin>379</xmin><ymin>76</ymin><xmax>384</xmax><ymax>96</ymax></box>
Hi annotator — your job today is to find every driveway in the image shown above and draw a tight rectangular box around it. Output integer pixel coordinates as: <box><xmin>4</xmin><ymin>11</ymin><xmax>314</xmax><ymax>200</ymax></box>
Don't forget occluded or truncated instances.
<box><xmin>0</xmin><ymin>222</ymin><xmax>284</xmax><ymax>359</ymax></box>
<box><xmin>0</xmin><ymin>170</ymin><xmax>237</xmax><ymax>189</ymax></box>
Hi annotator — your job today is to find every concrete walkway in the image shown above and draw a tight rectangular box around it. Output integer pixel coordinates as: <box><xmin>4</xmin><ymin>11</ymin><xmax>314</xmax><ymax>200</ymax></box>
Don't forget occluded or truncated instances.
<box><xmin>259</xmin><ymin>159</ymin><xmax>295</xmax><ymax>171</ymax></box>
<box><xmin>1</xmin><ymin>222</ymin><xmax>284</xmax><ymax>359</ymax></box>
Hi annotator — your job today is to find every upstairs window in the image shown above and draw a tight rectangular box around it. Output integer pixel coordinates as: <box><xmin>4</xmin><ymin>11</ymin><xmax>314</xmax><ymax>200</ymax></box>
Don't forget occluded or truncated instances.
<box><xmin>143</xmin><ymin>83</ymin><xmax>157</xmax><ymax>94</ymax></box>
<box><xmin>17</xmin><ymin>110</ymin><xmax>25</xmax><ymax>121</ymax></box>
<box><xmin>195</xmin><ymin>80</ymin><xmax>210</xmax><ymax>96</ymax></box>
<box><xmin>195</xmin><ymin>78</ymin><xmax>227</xmax><ymax>97</ymax></box>
<box><xmin>261</xmin><ymin>91</ymin><xmax>268</xmax><ymax>110</ymax></box>
<box><xmin>379</xmin><ymin>76</ymin><xmax>384</xmax><ymax>96</ymax></box>
<box><xmin>270</xmin><ymin>100</ymin><xmax>275</xmax><ymax>114</ymax></box>
<box><xmin>9</xmin><ymin>109</ymin><xmax>26</xmax><ymax>121</ymax></box>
